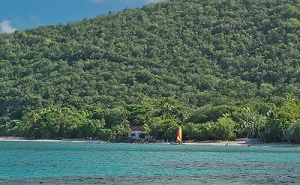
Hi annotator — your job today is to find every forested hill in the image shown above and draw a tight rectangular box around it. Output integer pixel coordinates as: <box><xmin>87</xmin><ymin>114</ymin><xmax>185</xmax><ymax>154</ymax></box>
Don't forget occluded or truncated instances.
<box><xmin>0</xmin><ymin>0</ymin><xmax>300</xmax><ymax>142</ymax></box>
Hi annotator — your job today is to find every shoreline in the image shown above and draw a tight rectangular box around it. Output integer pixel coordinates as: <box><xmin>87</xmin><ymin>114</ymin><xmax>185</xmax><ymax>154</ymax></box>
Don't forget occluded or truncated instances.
<box><xmin>0</xmin><ymin>137</ymin><xmax>299</xmax><ymax>147</ymax></box>
<box><xmin>0</xmin><ymin>137</ymin><xmax>102</xmax><ymax>143</ymax></box>
<box><xmin>182</xmin><ymin>140</ymin><xmax>300</xmax><ymax>147</ymax></box>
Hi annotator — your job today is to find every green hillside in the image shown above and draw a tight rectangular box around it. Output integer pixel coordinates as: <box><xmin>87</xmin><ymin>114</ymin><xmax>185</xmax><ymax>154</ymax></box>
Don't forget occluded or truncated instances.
<box><xmin>0</xmin><ymin>0</ymin><xmax>300</xmax><ymax>142</ymax></box>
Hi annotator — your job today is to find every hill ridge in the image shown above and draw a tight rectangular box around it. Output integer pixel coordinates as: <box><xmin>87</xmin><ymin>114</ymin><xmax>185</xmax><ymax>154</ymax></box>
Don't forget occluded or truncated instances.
<box><xmin>0</xmin><ymin>0</ymin><xmax>299</xmax><ymax>142</ymax></box>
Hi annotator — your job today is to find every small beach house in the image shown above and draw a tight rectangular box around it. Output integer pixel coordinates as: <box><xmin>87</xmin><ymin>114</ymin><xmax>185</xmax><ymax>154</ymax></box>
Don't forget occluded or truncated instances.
<box><xmin>129</xmin><ymin>126</ymin><xmax>149</xmax><ymax>140</ymax></box>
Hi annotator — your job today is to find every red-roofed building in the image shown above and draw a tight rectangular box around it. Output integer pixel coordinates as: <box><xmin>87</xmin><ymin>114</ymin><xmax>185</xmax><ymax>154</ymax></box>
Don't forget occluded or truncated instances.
<box><xmin>129</xmin><ymin>126</ymin><xmax>149</xmax><ymax>139</ymax></box>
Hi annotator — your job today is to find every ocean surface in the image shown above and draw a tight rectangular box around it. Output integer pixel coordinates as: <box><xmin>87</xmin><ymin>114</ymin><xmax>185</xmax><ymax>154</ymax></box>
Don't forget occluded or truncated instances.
<box><xmin>0</xmin><ymin>141</ymin><xmax>299</xmax><ymax>185</ymax></box>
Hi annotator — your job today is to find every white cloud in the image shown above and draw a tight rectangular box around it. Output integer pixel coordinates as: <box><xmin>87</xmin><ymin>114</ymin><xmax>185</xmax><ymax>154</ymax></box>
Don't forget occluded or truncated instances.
<box><xmin>0</xmin><ymin>20</ymin><xmax>17</xmax><ymax>33</ymax></box>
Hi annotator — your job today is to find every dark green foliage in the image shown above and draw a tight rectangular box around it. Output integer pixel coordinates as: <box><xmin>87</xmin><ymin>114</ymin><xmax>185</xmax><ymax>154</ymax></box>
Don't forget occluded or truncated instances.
<box><xmin>147</xmin><ymin>117</ymin><xmax>180</xmax><ymax>141</ymax></box>
<box><xmin>184</xmin><ymin>116</ymin><xmax>236</xmax><ymax>141</ymax></box>
<box><xmin>0</xmin><ymin>0</ymin><xmax>299</xmax><ymax>142</ymax></box>
<box><xmin>259</xmin><ymin>112</ymin><xmax>285</xmax><ymax>142</ymax></box>
<box><xmin>211</xmin><ymin>116</ymin><xmax>236</xmax><ymax>140</ymax></box>
<box><xmin>284</xmin><ymin>119</ymin><xmax>300</xmax><ymax>143</ymax></box>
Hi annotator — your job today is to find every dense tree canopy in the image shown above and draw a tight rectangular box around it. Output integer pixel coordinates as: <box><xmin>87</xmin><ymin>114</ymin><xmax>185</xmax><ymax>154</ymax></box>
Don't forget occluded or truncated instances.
<box><xmin>0</xmin><ymin>0</ymin><xmax>299</xmax><ymax>142</ymax></box>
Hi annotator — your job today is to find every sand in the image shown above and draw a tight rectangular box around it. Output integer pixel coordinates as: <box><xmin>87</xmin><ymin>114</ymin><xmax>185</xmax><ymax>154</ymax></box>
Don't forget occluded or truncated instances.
<box><xmin>183</xmin><ymin>140</ymin><xmax>300</xmax><ymax>147</ymax></box>
<box><xmin>0</xmin><ymin>137</ymin><xmax>298</xmax><ymax>147</ymax></box>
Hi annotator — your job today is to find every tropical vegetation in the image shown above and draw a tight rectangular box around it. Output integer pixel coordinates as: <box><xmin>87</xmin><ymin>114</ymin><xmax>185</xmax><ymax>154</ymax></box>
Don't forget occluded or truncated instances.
<box><xmin>0</xmin><ymin>0</ymin><xmax>299</xmax><ymax>143</ymax></box>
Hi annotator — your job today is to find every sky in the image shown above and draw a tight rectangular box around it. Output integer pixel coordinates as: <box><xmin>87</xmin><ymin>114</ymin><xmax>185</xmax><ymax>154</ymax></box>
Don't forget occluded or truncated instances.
<box><xmin>0</xmin><ymin>0</ymin><xmax>166</xmax><ymax>33</ymax></box>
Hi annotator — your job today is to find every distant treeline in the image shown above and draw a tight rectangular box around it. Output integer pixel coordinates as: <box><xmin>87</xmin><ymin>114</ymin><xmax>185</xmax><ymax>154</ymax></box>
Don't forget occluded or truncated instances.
<box><xmin>1</xmin><ymin>97</ymin><xmax>300</xmax><ymax>143</ymax></box>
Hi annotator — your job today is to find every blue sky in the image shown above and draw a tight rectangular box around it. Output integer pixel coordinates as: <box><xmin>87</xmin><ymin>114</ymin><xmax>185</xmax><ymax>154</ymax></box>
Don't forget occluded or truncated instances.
<box><xmin>0</xmin><ymin>0</ymin><xmax>166</xmax><ymax>33</ymax></box>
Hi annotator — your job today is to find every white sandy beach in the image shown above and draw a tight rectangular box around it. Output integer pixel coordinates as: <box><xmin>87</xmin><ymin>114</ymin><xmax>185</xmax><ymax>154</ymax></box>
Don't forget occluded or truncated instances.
<box><xmin>183</xmin><ymin>140</ymin><xmax>300</xmax><ymax>147</ymax></box>
<box><xmin>1</xmin><ymin>136</ymin><xmax>299</xmax><ymax>147</ymax></box>
<box><xmin>0</xmin><ymin>137</ymin><xmax>101</xmax><ymax>143</ymax></box>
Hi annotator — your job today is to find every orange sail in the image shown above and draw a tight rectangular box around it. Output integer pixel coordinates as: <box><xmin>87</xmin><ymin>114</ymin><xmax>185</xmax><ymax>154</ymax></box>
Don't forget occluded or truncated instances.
<box><xmin>176</xmin><ymin>126</ymin><xmax>182</xmax><ymax>143</ymax></box>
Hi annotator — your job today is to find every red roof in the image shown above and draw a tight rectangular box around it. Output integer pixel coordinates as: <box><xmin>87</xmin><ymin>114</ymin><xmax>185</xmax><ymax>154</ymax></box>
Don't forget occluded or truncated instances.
<box><xmin>130</xmin><ymin>126</ymin><xmax>142</xmax><ymax>131</ymax></box>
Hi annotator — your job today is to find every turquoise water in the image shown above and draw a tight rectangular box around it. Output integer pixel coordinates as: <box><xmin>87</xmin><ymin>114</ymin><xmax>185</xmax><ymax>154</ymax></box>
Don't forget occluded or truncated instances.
<box><xmin>0</xmin><ymin>141</ymin><xmax>300</xmax><ymax>184</ymax></box>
